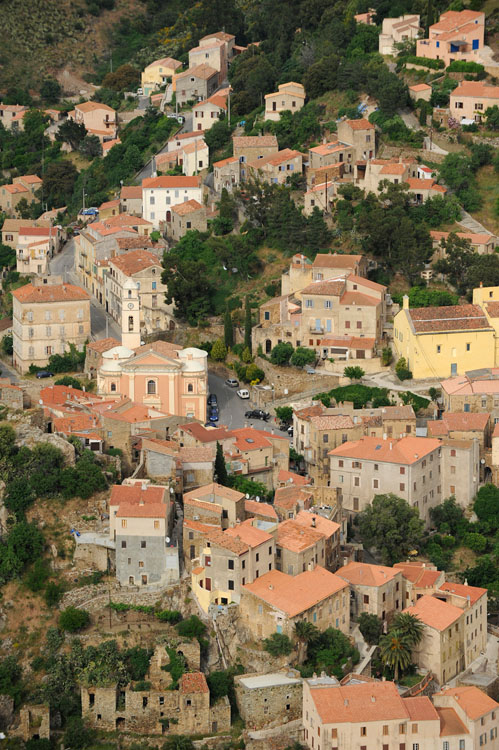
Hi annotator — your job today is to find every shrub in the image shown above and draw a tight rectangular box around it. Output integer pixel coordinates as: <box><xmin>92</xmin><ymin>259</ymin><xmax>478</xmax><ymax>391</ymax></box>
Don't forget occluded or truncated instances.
<box><xmin>270</xmin><ymin>342</ymin><xmax>294</xmax><ymax>366</ymax></box>
<box><xmin>474</xmin><ymin>484</ymin><xmax>499</xmax><ymax>526</ymax></box>
<box><xmin>210</xmin><ymin>339</ymin><xmax>227</xmax><ymax>361</ymax></box>
<box><xmin>155</xmin><ymin>609</ymin><xmax>182</xmax><ymax>623</ymax></box>
<box><xmin>344</xmin><ymin>365</ymin><xmax>365</xmax><ymax>380</ymax></box>
<box><xmin>404</xmin><ymin>55</ymin><xmax>445</xmax><ymax>70</ymax></box>
<box><xmin>54</xmin><ymin>375</ymin><xmax>82</xmax><ymax>389</ymax></box>
<box><xmin>290</xmin><ymin>347</ymin><xmax>316</xmax><ymax>367</ymax></box>
<box><xmin>275</xmin><ymin>406</ymin><xmax>293</xmax><ymax>424</ymax></box>
<box><xmin>463</xmin><ymin>532</ymin><xmax>487</xmax><ymax>553</ymax></box>
<box><xmin>64</xmin><ymin>716</ymin><xmax>95</xmax><ymax>749</ymax></box>
<box><xmin>44</xmin><ymin>581</ymin><xmax>65</xmax><ymax>607</ymax></box>
<box><xmin>358</xmin><ymin>613</ymin><xmax>383</xmax><ymax>646</ymax></box>
<box><xmin>447</xmin><ymin>61</ymin><xmax>484</xmax><ymax>73</ymax></box>
<box><xmin>395</xmin><ymin>357</ymin><xmax>412</xmax><ymax>381</ymax></box>
<box><xmin>263</xmin><ymin>632</ymin><xmax>293</xmax><ymax>656</ymax></box>
<box><xmin>176</xmin><ymin>615</ymin><xmax>206</xmax><ymax>640</ymax></box>
<box><xmin>59</xmin><ymin>606</ymin><xmax>91</xmax><ymax>632</ymax></box>
<box><xmin>381</xmin><ymin>347</ymin><xmax>393</xmax><ymax>366</ymax></box>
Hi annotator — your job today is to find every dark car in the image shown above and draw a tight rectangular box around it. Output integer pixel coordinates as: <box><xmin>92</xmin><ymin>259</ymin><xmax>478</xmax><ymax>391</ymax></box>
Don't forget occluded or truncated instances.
<box><xmin>36</xmin><ymin>370</ymin><xmax>53</xmax><ymax>378</ymax></box>
<box><xmin>208</xmin><ymin>408</ymin><xmax>219</xmax><ymax>422</ymax></box>
<box><xmin>207</xmin><ymin>393</ymin><xmax>218</xmax><ymax>406</ymax></box>
<box><xmin>245</xmin><ymin>409</ymin><xmax>270</xmax><ymax>421</ymax></box>
<box><xmin>205</xmin><ymin>421</ymin><xmax>217</xmax><ymax>427</ymax></box>
<box><xmin>278</xmin><ymin>421</ymin><xmax>291</xmax><ymax>431</ymax></box>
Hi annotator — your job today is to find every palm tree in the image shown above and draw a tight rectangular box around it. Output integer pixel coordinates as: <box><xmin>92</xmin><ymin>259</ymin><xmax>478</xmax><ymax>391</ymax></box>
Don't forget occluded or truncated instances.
<box><xmin>379</xmin><ymin>629</ymin><xmax>413</xmax><ymax>682</ymax></box>
<box><xmin>294</xmin><ymin>621</ymin><xmax>319</xmax><ymax>663</ymax></box>
<box><xmin>392</xmin><ymin>612</ymin><xmax>425</xmax><ymax>648</ymax></box>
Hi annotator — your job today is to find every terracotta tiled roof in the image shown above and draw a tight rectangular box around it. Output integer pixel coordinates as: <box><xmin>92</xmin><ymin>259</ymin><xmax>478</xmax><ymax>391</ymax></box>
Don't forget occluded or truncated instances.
<box><xmin>380</xmin><ymin>163</ymin><xmax>407</xmax><ymax>175</ymax></box>
<box><xmin>133</xmin><ymin>340</ymin><xmax>181</xmax><ymax>357</ymax></box>
<box><xmin>53</xmin><ymin>414</ymin><xmax>97</xmax><ymax>433</ymax></box>
<box><xmin>76</xmin><ymin>101</ymin><xmax>116</xmax><ymax>113</ymax></box>
<box><xmin>116</xmin><ymin>502</ymin><xmax>166</xmax><ymax>518</ymax></box>
<box><xmin>312</xmin><ymin>253</ymin><xmax>362</xmax><ymax>269</ymax></box>
<box><xmin>115</xmin><ymin>237</ymin><xmax>160</xmax><ymax>251</ymax></box>
<box><xmin>180</xmin><ymin>672</ymin><xmax>209</xmax><ymax>693</ymax></box>
<box><xmin>171</xmin><ymin>199</ymin><xmax>204</xmax><ymax>216</ymax></box>
<box><xmin>410</xmin><ymin>83</ymin><xmax>432</xmax><ymax>91</ymax></box>
<box><xmin>294</xmin><ymin>404</ymin><xmax>325</xmax><ymax>420</ymax></box>
<box><xmin>18</xmin><ymin>226</ymin><xmax>52</xmax><ymax>237</ymax></box>
<box><xmin>310</xmin><ymin>680</ymin><xmax>412</xmax><ymax>724</ymax></box>
<box><xmin>437</xmin><ymin>707</ymin><xmax>470</xmax><ymax>737</ymax></box>
<box><xmin>434</xmin><ymin>686</ymin><xmax>498</xmax><ymax>720</ymax></box>
<box><xmin>294</xmin><ymin>510</ymin><xmax>340</xmax><ymax>538</ymax></box>
<box><xmin>407</xmin><ymin>178</ymin><xmax>446</xmax><ymax>193</ymax></box>
<box><xmin>87</xmin><ymin>337</ymin><xmax>121</xmax><ymax>353</ymax></box>
<box><xmin>207</xmin><ymin>529</ymin><xmax>248</xmax><ymax>554</ymax></box>
<box><xmin>244</xmin><ymin>499</ymin><xmax>277</xmax><ymax>520</ymax></box>
<box><xmin>309</xmin><ymin>414</ymin><xmax>355</xmax><ymax>430</ymax></box>
<box><xmin>243</xmin><ymin>566</ymin><xmax>348</xmax><ymax>617</ymax></box>
<box><xmin>110</xmin><ymin>484</ymin><xmax>166</xmax><ymax>506</ymax></box>
<box><xmin>277</xmin><ymin>519</ymin><xmax>324</xmax><ymax>552</ymax></box>
<box><xmin>142</xmin><ymin>175</ymin><xmax>201</xmax><ymax>188</ymax></box>
<box><xmin>430</xmin><ymin>412</ymin><xmax>490</xmax><ymax>435</ymax></box>
<box><xmin>179</xmin><ymin>446</ymin><xmax>214</xmax><ymax>463</ymax></box>
<box><xmin>177</xmin><ymin>423</ymin><xmax>233</xmax><ymax>443</ymax></box>
<box><xmin>309</xmin><ymin>141</ymin><xmax>343</xmax><ymax>156</ymax></box>
<box><xmin>183</xmin><ymin>518</ymin><xmax>219</xmax><ymax>534</ymax></box>
<box><xmin>120</xmin><ymin>186</ymin><xmax>143</xmax><ymax>199</ymax></box>
<box><xmin>99</xmin><ymin>198</ymin><xmax>120</xmax><ymax>210</ymax></box>
<box><xmin>320</xmin><ymin>335</ymin><xmax>375</xmax><ymax>350</ymax></box>
<box><xmin>344</xmin><ymin>118</ymin><xmax>375</xmax><ymax>130</ymax></box>
<box><xmin>274</xmin><ymin>486</ymin><xmax>313</xmax><ymax>510</ymax></box>
<box><xmin>184</xmin><ymin>497</ymin><xmax>223</xmax><ymax>514</ymax></box>
<box><xmin>248</xmin><ymin>148</ymin><xmax>303</xmax><ymax>169</ymax></box>
<box><xmin>213</xmin><ymin>155</ymin><xmax>239</xmax><ymax>167</ymax></box>
<box><xmin>225</xmin><ymin>519</ymin><xmax>273</xmax><ymax>548</ymax></box>
<box><xmin>12</xmin><ymin>283</ymin><xmax>89</xmax><ymax>304</ymax></box>
<box><xmin>301</xmin><ymin>279</ymin><xmax>345</xmax><ymax>296</ymax></box>
<box><xmin>393</xmin><ymin>562</ymin><xmax>442</xmax><ymax>588</ymax></box>
<box><xmin>340</xmin><ymin>290</ymin><xmax>379</xmax><ymax>306</ymax></box>
<box><xmin>277</xmin><ymin>469</ymin><xmax>311</xmax><ymax>486</ymax></box>
<box><xmin>109</xmin><ymin>249</ymin><xmax>160</xmax><ymax>276</ymax></box>
<box><xmin>176</xmin><ymin>63</ymin><xmax>218</xmax><ymax>81</ymax></box>
<box><xmin>17</xmin><ymin>174</ymin><xmax>42</xmax><ymax>184</ymax></box>
<box><xmin>146</xmin><ymin>56</ymin><xmax>182</xmax><ymax>70</ymax></box>
<box><xmin>184</xmin><ymin>482</ymin><xmax>244</xmax><ymax>504</ymax></box>
<box><xmin>438</xmin><ymin>581</ymin><xmax>487</xmax><ymax>605</ymax></box>
<box><xmin>200</xmin><ymin>31</ymin><xmax>235</xmax><ymax>42</ymax></box>
<box><xmin>231</xmin><ymin>428</ymin><xmax>272</xmax><ymax>452</ymax></box>
<box><xmin>450</xmin><ymin>80</ymin><xmax>499</xmax><ymax>100</ymax></box>
<box><xmin>403</xmin><ymin>594</ymin><xmax>463</xmax><ymax>631</ymax></box>
<box><xmin>337</xmin><ymin>562</ymin><xmax>400</xmax><ymax>587</ymax></box>
<box><xmin>408</xmin><ymin>304</ymin><xmax>491</xmax><ymax>333</ymax></box>
<box><xmin>405</xmin><ymin>696</ymin><xmax>440</xmax><ymax>721</ymax></box>
<box><xmin>233</xmin><ymin>135</ymin><xmax>278</xmax><ymax>149</ymax></box>
<box><xmin>329</xmin><ymin>436</ymin><xmax>441</xmax><ymax>464</ymax></box>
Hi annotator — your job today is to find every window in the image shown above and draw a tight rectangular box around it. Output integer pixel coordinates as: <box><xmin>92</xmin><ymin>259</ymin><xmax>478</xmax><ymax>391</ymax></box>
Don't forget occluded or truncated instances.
<box><xmin>363</xmin><ymin>595</ymin><xmax>369</xmax><ymax>604</ymax></box>
<box><xmin>46</xmin><ymin>326</ymin><xmax>52</xmax><ymax>337</ymax></box>
<box><xmin>443</xmin><ymin>743</ymin><xmax>449</xmax><ymax>750</ymax></box>
<box><xmin>459</xmin><ymin>742</ymin><xmax>465</xmax><ymax>750</ymax></box>
<box><xmin>305</xmin><ymin>299</ymin><xmax>313</xmax><ymax>308</ymax></box>
<box><xmin>325</xmin><ymin>300</ymin><xmax>332</xmax><ymax>309</ymax></box>
<box><xmin>121</xmin><ymin>541</ymin><xmax>126</xmax><ymax>548</ymax></box>
<box><xmin>373</xmin><ymin>479</ymin><xmax>379</xmax><ymax>489</ymax></box>
<box><xmin>338</xmin><ymin>460</ymin><xmax>344</xmax><ymax>467</ymax></box>
<box><xmin>228</xmin><ymin>559</ymin><xmax>234</xmax><ymax>570</ymax></box>
<box><xmin>360</xmin><ymin>727</ymin><xmax>367</xmax><ymax>736</ymax></box>
<box><xmin>141</xmin><ymin>541</ymin><xmax>146</xmax><ymax>549</ymax></box>
<box><xmin>412</xmin><ymin>725</ymin><xmax>418</xmax><ymax>733</ymax></box>
<box><xmin>228</xmin><ymin>580</ymin><xmax>234</xmax><ymax>590</ymax></box>
<box><xmin>256</xmin><ymin>553</ymin><xmax>259</xmax><ymax>562</ymax></box>
<box><xmin>121</xmin><ymin>520</ymin><xmax>127</xmax><ymax>528</ymax></box>
<box><xmin>110</xmin><ymin>382</ymin><xmax>117</xmax><ymax>392</ymax></box>
<box><xmin>413</xmin><ymin>746</ymin><xmax>419</xmax><ymax>750</ymax></box>
<box><xmin>400</xmin><ymin>483</ymin><xmax>405</xmax><ymax>491</ymax></box>
<box><xmin>437</xmin><ymin>345</ymin><xmax>441</xmax><ymax>353</ymax></box>
<box><xmin>147</xmin><ymin>379</ymin><xmax>156</xmax><ymax>395</ymax></box>
<box><xmin>187</xmin><ymin>383</ymin><xmax>193</xmax><ymax>392</ymax></box>
<box><xmin>264</xmin><ymin>311</ymin><xmax>270</xmax><ymax>320</ymax></box>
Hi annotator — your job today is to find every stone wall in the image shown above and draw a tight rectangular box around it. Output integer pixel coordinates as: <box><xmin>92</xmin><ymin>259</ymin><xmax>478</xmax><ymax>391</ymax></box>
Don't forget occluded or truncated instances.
<box><xmin>18</xmin><ymin>705</ymin><xmax>50</xmax><ymax>740</ymax></box>
<box><xmin>235</xmin><ymin>671</ymin><xmax>303</xmax><ymax>730</ymax></box>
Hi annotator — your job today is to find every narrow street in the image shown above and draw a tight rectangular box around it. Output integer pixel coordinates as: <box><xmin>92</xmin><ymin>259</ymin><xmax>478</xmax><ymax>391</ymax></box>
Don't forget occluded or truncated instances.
<box><xmin>49</xmin><ymin>239</ymin><xmax>121</xmax><ymax>341</ymax></box>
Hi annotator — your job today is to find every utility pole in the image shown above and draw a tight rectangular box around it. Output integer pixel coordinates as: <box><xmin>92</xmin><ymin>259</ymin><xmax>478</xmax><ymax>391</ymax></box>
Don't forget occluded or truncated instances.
<box><xmin>228</xmin><ymin>89</ymin><xmax>231</xmax><ymax>124</ymax></box>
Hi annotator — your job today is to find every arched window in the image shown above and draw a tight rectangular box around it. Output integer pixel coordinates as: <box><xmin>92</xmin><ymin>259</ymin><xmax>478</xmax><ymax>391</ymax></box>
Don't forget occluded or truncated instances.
<box><xmin>111</xmin><ymin>383</ymin><xmax>117</xmax><ymax>392</ymax></box>
<box><xmin>128</xmin><ymin>315</ymin><xmax>134</xmax><ymax>332</ymax></box>
<box><xmin>187</xmin><ymin>383</ymin><xmax>193</xmax><ymax>393</ymax></box>
<box><xmin>147</xmin><ymin>379</ymin><xmax>156</xmax><ymax>395</ymax></box>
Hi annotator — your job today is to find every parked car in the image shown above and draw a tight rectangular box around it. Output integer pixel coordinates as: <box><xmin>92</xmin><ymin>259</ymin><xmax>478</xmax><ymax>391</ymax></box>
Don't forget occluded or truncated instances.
<box><xmin>225</xmin><ymin>378</ymin><xmax>239</xmax><ymax>387</ymax></box>
<box><xmin>278</xmin><ymin>421</ymin><xmax>291</xmax><ymax>431</ymax></box>
<box><xmin>245</xmin><ymin>409</ymin><xmax>270</xmax><ymax>421</ymax></box>
<box><xmin>287</xmin><ymin>426</ymin><xmax>294</xmax><ymax>437</ymax></box>
<box><xmin>305</xmin><ymin>366</ymin><xmax>316</xmax><ymax>374</ymax></box>
<box><xmin>237</xmin><ymin>389</ymin><xmax>250</xmax><ymax>399</ymax></box>
<box><xmin>137</xmin><ymin>87</ymin><xmax>144</xmax><ymax>95</ymax></box>
<box><xmin>204</xmin><ymin>421</ymin><xmax>217</xmax><ymax>427</ymax></box>
<box><xmin>36</xmin><ymin>370</ymin><xmax>53</xmax><ymax>378</ymax></box>
<box><xmin>208</xmin><ymin>407</ymin><xmax>219</xmax><ymax>421</ymax></box>
<box><xmin>207</xmin><ymin>394</ymin><xmax>218</xmax><ymax>406</ymax></box>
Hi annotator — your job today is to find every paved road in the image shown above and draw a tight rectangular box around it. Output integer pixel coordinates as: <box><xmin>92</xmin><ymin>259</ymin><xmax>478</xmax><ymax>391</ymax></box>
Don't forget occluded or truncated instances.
<box><xmin>208</xmin><ymin>371</ymin><xmax>289</xmax><ymax>436</ymax></box>
<box><xmin>49</xmin><ymin>239</ymin><xmax>121</xmax><ymax>341</ymax></box>
<box><xmin>135</xmin><ymin>110</ymin><xmax>195</xmax><ymax>183</ymax></box>
<box><xmin>138</xmin><ymin>95</ymin><xmax>150</xmax><ymax>110</ymax></box>
<box><xmin>459</xmin><ymin>208</ymin><xmax>494</xmax><ymax>236</ymax></box>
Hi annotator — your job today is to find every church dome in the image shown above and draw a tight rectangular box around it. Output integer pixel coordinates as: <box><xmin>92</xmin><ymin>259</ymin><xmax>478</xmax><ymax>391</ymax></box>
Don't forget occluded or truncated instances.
<box><xmin>102</xmin><ymin>345</ymin><xmax>135</xmax><ymax>361</ymax></box>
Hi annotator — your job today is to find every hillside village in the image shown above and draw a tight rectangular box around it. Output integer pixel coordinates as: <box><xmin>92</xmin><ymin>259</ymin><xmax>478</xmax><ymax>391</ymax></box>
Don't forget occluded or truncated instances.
<box><xmin>1</xmin><ymin>1</ymin><xmax>499</xmax><ymax>749</ymax></box>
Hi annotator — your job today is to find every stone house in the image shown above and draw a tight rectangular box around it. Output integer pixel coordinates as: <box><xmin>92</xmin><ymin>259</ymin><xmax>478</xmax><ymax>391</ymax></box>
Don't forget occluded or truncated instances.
<box><xmin>281</xmin><ymin>252</ymin><xmax>368</xmax><ymax>297</ymax></box>
<box><xmin>245</xmin><ymin>499</ymin><xmax>278</xmax><ymax>524</ymax></box>
<box><xmin>18</xmin><ymin>705</ymin><xmax>50</xmax><ymax>741</ymax></box>
<box><xmin>437</xmin><ymin>582</ymin><xmax>487</xmax><ymax>668</ymax></box>
<box><xmin>85</xmin><ymin>337</ymin><xmax>121</xmax><ymax>378</ymax></box>
<box><xmin>232</xmin><ymin>135</ymin><xmax>279</xmax><ymax>180</ymax></box>
<box><xmin>402</xmin><ymin>594</ymin><xmax>466</xmax><ymax>685</ymax></box>
<box><xmin>191</xmin><ymin>519</ymin><xmax>275</xmax><ymax>611</ymax></box>
<box><xmin>0</xmin><ymin>103</ymin><xmax>28</xmax><ymax>131</ymax></box>
<box><xmin>120</xmin><ymin>185</ymin><xmax>143</xmax><ymax>216</ymax></box>
<box><xmin>1</xmin><ymin>217</ymin><xmax>51</xmax><ymax>249</ymax></box>
<box><xmin>193</xmin><ymin>92</ymin><xmax>228</xmax><ymax>131</ymax></box>
<box><xmin>264</xmin><ymin>82</ymin><xmax>305</xmax><ymax>121</ymax></box>
<box><xmin>329</xmin><ymin>435</ymin><xmax>444</xmax><ymax>523</ymax></box>
<box><xmin>247</xmin><ymin>149</ymin><xmax>304</xmax><ymax>185</ymax></box>
<box><xmin>305</xmin><ymin>414</ymin><xmax>363</xmax><ymax>486</ymax></box>
<box><xmin>303</xmin><ymin>679</ymin><xmax>440</xmax><ymax>750</ymax></box>
<box><xmin>393</xmin><ymin>562</ymin><xmax>445</xmax><ymax>607</ymax></box>
<box><xmin>139</xmin><ymin>436</ymin><xmax>213</xmax><ymax>489</ymax></box>
<box><xmin>169</xmin><ymin>200</ymin><xmax>208</xmax><ymax>241</ymax></box>
<box><xmin>173</xmin><ymin>64</ymin><xmax>219</xmax><ymax>105</ymax></box>
<box><xmin>183</xmin><ymin>518</ymin><xmax>220</xmax><ymax>571</ymax></box>
<box><xmin>213</xmin><ymin>156</ymin><xmax>240</xmax><ymax>193</ymax></box>
<box><xmin>409</xmin><ymin>83</ymin><xmax>432</xmax><ymax>102</ymax></box>
<box><xmin>308</xmin><ymin>141</ymin><xmax>354</xmax><ymax>174</ymax></box>
<box><xmin>293</xmin><ymin>510</ymin><xmax>341</xmax><ymax>572</ymax></box>
<box><xmin>234</xmin><ymin>670</ymin><xmax>303</xmax><ymax>730</ymax></box>
<box><xmin>240</xmin><ymin>566</ymin><xmax>350</xmax><ymax>639</ymax></box>
<box><xmin>226</xmin><ymin>428</ymin><xmax>290</xmax><ymax>489</ymax></box>
<box><xmin>0</xmin><ymin>175</ymin><xmax>43</xmax><ymax>217</ymax></box>
<box><xmin>275</xmin><ymin>519</ymin><xmax>327</xmax><ymax>576</ymax></box>
<box><xmin>336</xmin><ymin>118</ymin><xmax>376</xmax><ymax>161</ymax></box>
<box><xmin>141</xmin><ymin>56</ymin><xmax>182</xmax><ymax>96</ymax></box>
<box><xmin>183</xmin><ymin>482</ymin><xmax>245</xmax><ymax>529</ymax></box>
<box><xmin>82</xmin><ymin>662</ymin><xmax>230</xmax><ymax>736</ymax></box>
<box><xmin>188</xmin><ymin>40</ymin><xmax>227</xmax><ymax>84</ymax></box>
<box><xmin>432</xmin><ymin>687</ymin><xmax>499</xmax><ymax>749</ymax></box>
<box><xmin>379</xmin><ymin>14</ymin><xmax>421</xmax><ymax>54</ymax></box>
<box><xmin>336</xmin><ymin>562</ymin><xmax>404</xmax><ymax>625</ymax></box>
<box><xmin>142</xmin><ymin>175</ymin><xmax>203</xmax><ymax>230</ymax></box>
<box><xmin>12</xmin><ymin>277</ymin><xmax>90</xmax><ymax>374</ymax></box>
<box><xmin>430</xmin><ymin>230</ymin><xmax>497</xmax><ymax>261</ymax></box>
<box><xmin>440</xmin><ymin>373</ymin><xmax>499</xmax><ymax>419</ymax></box>
<box><xmin>273</xmin><ymin>486</ymin><xmax>314</xmax><ymax>522</ymax></box>
<box><xmin>0</xmin><ymin>379</ymin><xmax>24</xmax><ymax>410</ymax></box>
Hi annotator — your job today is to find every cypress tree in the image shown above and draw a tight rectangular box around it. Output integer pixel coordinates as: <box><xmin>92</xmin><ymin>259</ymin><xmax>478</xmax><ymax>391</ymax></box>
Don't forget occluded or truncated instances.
<box><xmin>224</xmin><ymin>304</ymin><xmax>234</xmax><ymax>349</ymax></box>
<box><xmin>214</xmin><ymin>441</ymin><xmax>229</xmax><ymax>486</ymax></box>
<box><xmin>244</xmin><ymin>295</ymin><xmax>252</xmax><ymax>354</ymax></box>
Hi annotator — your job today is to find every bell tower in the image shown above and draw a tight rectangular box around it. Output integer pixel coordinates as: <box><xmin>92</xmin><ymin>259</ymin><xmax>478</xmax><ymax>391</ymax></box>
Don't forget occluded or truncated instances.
<box><xmin>121</xmin><ymin>277</ymin><xmax>141</xmax><ymax>350</ymax></box>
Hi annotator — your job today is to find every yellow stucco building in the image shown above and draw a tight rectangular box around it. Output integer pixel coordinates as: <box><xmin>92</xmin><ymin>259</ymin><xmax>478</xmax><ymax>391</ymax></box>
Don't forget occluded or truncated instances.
<box><xmin>393</xmin><ymin>288</ymin><xmax>499</xmax><ymax>380</ymax></box>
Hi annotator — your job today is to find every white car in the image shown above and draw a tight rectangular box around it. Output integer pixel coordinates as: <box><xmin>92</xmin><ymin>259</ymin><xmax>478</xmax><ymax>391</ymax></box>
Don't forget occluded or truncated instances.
<box><xmin>137</xmin><ymin>88</ymin><xmax>143</xmax><ymax>95</ymax></box>
<box><xmin>236</xmin><ymin>389</ymin><xmax>250</xmax><ymax>399</ymax></box>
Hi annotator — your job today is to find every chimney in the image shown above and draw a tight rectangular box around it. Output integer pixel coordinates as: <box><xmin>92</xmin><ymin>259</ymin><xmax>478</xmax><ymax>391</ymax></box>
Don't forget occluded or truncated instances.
<box><xmin>480</xmin><ymin>281</ymin><xmax>483</xmax><ymax>287</ymax></box>
<box><xmin>312</xmin><ymin>516</ymin><xmax>316</xmax><ymax>528</ymax></box>
<box><xmin>344</xmin><ymin>699</ymin><xmax>349</xmax><ymax>706</ymax></box>
<box><xmin>403</xmin><ymin>294</ymin><xmax>409</xmax><ymax>310</ymax></box>
<box><xmin>371</xmin><ymin>696</ymin><xmax>376</xmax><ymax>703</ymax></box>
<box><xmin>141</xmin><ymin>482</ymin><xmax>147</xmax><ymax>491</ymax></box>
<box><xmin>389</xmin><ymin>442</ymin><xmax>392</xmax><ymax>450</ymax></box>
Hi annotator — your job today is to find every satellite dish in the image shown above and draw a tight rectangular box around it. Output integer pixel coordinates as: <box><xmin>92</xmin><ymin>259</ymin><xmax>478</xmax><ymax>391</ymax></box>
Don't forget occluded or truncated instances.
<box><xmin>255</xmin><ymin>496</ymin><xmax>260</xmax><ymax>503</ymax></box>
<box><xmin>166</xmin><ymin>537</ymin><xmax>170</xmax><ymax>544</ymax></box>
<box><xmin>245</xmin><ymin>493</ymin><xmax>250</xmax><ymax>499</ymax></box>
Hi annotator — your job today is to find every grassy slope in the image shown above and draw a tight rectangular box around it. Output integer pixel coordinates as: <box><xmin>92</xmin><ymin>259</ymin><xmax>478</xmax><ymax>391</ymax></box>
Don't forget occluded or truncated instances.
<box><xmin>471</xmin><ymin>164</ymin><xmax>499</xmax><ymax>236</ymax></box>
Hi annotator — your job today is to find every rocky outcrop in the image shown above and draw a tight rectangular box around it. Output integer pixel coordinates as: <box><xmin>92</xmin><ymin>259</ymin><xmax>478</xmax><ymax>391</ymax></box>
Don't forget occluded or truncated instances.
<box><xmin>14</xmin><ymin>424</ymin><xmax>76</xmax><ymax>465</ymax></box>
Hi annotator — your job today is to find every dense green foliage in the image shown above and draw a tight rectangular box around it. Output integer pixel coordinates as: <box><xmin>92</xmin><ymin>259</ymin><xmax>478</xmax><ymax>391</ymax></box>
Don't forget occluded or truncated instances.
<box><xmin>263</xmin><ymin>633</ymin><xmax>293</xmax><ymax>656</ymax></box>
<box><xmin>59</xmin><ymin>607</ymin><xmax>91</xmax><ymax>632</ymax></box>
<box><xmin>434</xmin><ymin>232</ymin><xmax>499</xmax><ymax>298</ymax></box>
<box><xmin>357</xmin><ymin>494</ymin><xmax>425</xmax><ymax>565</ymax></box>
<box><xmin>358</xmin><ymin>613</ymin><xmax>383</xmax><ymax>646</ymax></box>
<box><xmin>317</xmin><ymin>384</ymin><xmax>391</xmax><ymax>409</ymax></box>
<box><xmin>299</xmin><ymin>627</ymin><xmax>359</xmax><ymax>679</ymax></box>
<box><xmin>391</xmin><ymin>287</ymin><xmax>459</xmax><ymax>308</ymax></box>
